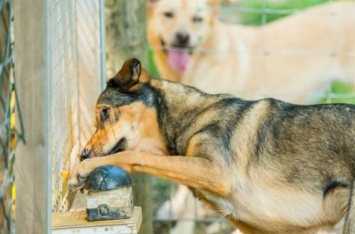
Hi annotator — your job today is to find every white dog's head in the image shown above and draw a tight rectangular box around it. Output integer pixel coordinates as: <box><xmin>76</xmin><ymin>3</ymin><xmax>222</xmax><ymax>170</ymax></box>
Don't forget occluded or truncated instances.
<box><xmin>148</xmin><ymin>0</ymin><xmax>220</xmax><ymax>74</ymax></box>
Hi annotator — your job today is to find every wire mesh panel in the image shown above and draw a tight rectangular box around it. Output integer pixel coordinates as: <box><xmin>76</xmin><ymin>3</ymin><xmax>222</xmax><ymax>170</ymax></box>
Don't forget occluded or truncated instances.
<box><xmin>0</xmin><ymin>1</ymin><xmax>13</xmax><ymax>231</ymax></box>
<box><xmin>0</xmin><ymin>0</ymin><xmax>24</xmax><ymax>233</ymax></box>
<box><xmin>76</xmin><ymin>0</ymin><xmax>105</xmax><ymax>148</ymax></box>
<box><xmin>47</xmin><ymin>0</ymin><xmax>79</xmax><ymax>212</ymax></box>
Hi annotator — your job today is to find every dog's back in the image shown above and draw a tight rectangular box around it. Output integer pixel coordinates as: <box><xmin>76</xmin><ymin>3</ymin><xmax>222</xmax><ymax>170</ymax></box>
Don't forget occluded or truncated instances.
<box><xmin>153</xmin><ymin>80</ymin><xmax>355</xmax><ymax>233</ymax></box>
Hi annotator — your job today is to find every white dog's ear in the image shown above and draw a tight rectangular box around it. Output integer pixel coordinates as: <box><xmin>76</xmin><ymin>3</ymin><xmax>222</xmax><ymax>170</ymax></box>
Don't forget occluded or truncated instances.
<box><xmin>223</xmin><ymin>0</ymin><xmax>237</xmax><ymax>3</ymax></box>
<box><xmin>207</xmin><ymin>0</ymin><xmax>221</xmax><ymax>7</ymax></box>
<box><xmin>147</xmin><ymin>0</ymin><xmax>160</xmax><ymax>4</ymax></box>
<box><xmin>147</xmin><ymin>0</ymin><xmax>160</xmax><ymax>16</ymax></box>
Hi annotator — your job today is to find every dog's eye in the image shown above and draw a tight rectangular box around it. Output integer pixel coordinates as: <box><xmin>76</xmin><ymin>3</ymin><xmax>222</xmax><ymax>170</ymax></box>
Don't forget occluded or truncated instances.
<box><xmin>193</xmin><ymin>15</ymin><xmax>203</xmax><ymax>23</ymax></box>
<box><xmin>100</xmin><ymin>108</ymin><xmax>110</xmax><ymax>121</ymax></box>
<box><xmin>164</xmin><ymin>12</ymin><xmax>174</xmax><ymax>18</ymax></box>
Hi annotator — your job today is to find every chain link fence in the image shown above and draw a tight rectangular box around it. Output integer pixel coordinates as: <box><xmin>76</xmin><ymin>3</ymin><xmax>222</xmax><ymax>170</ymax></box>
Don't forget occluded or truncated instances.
<box><xmin>47</xmin><ymin>0</ymin><xmax>79</xmax><ymax>212</ymax></box>
<box><xmin>0</xmin><ymin>0</ymin><xmax>24</xmax><ymax>233</ymax></box>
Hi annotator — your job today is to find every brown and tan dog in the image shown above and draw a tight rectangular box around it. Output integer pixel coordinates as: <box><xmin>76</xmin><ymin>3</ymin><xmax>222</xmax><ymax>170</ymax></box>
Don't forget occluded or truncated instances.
<box><xmin>148</xmin><ymin>0</ymin><xmax>355</xmax><ymax>103</ymax></box>
<box><xmin>71</xmin><ymin>58</ymin><xmax>355</xmax><ymax>233</ymax></box>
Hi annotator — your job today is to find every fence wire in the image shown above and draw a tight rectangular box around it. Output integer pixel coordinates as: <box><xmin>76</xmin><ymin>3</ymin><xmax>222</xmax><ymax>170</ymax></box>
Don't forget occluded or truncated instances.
<box><xmin>0</xmin><ymin>0</ymin><xmax>24</xmax><ymax>233</ymax></box>
<box><xmin>48</xmin><ymin>0</ymin><xmax>79</xmax><ymax>212</ymax></box>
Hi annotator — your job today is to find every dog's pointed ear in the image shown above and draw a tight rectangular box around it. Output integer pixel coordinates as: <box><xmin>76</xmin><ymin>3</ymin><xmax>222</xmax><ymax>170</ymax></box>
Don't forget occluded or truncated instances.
<box><xmin>207</xmin><ymin>0</ymin><xmax>221</xmax><ymax>7</ymax></box>
<box><xmin>147</xmin><ymin>0</ymin><xmax>160</xmax><ymax>16</ymax></box>
<box><xmin>107</xmin><ymin>58</ymin><xmax>150</xmax><ymax>91</ymax></box>
<box><xmin>148</xmin><ymin>0</ymin><xmax>160</xmax><ymax>3</ymax></box>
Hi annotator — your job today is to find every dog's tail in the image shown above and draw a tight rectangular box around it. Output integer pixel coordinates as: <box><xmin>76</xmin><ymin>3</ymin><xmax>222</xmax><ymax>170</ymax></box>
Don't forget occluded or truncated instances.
<box><xmin>344</xmin><ymin>180</ymin><xmax>355</xmax><ymax>233</ymax></box>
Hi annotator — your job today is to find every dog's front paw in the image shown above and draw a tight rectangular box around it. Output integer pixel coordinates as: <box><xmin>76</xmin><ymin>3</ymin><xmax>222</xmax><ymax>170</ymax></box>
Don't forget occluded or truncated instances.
<box><xmin>69</xmin><ymin>159</ymin><xmax>95</xmax><ymax>192</ymax></box>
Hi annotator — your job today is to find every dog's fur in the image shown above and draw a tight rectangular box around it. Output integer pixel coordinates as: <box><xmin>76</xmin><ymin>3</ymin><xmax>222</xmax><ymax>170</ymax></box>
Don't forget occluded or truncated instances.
<box><xmin>148</xmin><ymin>0</ymin><xmax>355</xmax><ymax>103</ymax></box>
<box><xmin>71</xmin><ymin>59</ymin><xmax>355</xmax><ymax>233</ymax></box>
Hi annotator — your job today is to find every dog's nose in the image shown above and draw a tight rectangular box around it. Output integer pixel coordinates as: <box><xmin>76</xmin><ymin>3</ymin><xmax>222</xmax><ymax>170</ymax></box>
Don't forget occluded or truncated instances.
<box><xmin>176</xmin><ymin>31</ymin><xmax>189</xmax><ymax>45</ymax></box>
<box><xmin>81</xmin><ymin>148</ymin><xmax>91</xmax><ymax>161</ymax></box>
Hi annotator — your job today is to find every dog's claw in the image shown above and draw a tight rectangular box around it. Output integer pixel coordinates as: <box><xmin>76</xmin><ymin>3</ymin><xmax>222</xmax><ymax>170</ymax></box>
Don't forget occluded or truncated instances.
<box><xmin>68</xmin><ymin>174</ymin><xmax>86</xmax><ymax>193</ymax></box>
<box><xmin>69</xmin><ymin>181</ymin><xmax>85</xmax><ymax>193</ymax></box>
<box><xmin>77</xmin><ymin>174</ymin><xmax>87</xmax><ymax>183</ymax></box>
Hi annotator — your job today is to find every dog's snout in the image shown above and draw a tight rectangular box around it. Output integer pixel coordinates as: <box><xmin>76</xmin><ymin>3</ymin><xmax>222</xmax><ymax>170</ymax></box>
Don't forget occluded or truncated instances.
<box><xmin>176</xmin><ymin>31</ymin><xmax>190</xmax><ymax>45</ymax></box>
<box><xmin>81</xmin><ymin>148</ymin><xmax>91</xmax><ymax>161</ymax></box>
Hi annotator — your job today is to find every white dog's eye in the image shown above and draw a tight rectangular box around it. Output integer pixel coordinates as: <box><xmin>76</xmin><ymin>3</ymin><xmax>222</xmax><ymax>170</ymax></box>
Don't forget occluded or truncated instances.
<box><xmin>193</xmin><ymin>15</ymin><xmax>203</xmax><ymax>23</ymax></box>
<box><xmin>164</xmin><ymin>11</ymin><xmax>174</xmax><ymax>18</ymax></box>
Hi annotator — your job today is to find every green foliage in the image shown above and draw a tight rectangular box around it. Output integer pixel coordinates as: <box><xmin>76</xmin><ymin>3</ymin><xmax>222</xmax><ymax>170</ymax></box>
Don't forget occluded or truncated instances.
<box><xmin>239</xmin><ymin>0</ymin><xmax>334</xmax><ymax>25</ymax></box>
<box><xmin>148</xmin><ymin>46</ymin><xmax>161</xmax><ymax>78</ymax></box>
<box><xmin>318</xmin><ymin>81</ymin><xmax>355</xmax><ymax>104</ymax></box>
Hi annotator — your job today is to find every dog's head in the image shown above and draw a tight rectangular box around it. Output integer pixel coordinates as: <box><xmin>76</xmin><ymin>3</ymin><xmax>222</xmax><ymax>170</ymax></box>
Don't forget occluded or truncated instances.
<box><xmin>148</xmin><ymin>0</ymin><xmax>220</xmax><ymax>74</ymax></box>
<box><xmin>80</xmin><ymin>58</ymin><xmax>167</xmax><ymax>160</ymax></box>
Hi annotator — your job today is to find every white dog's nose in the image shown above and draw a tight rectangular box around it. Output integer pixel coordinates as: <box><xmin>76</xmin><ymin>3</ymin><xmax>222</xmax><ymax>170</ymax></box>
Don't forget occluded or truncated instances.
<box><xmin>176</xmin><ymin>31</ymin><xmax>190</xmax><ymax>45</ymax></box>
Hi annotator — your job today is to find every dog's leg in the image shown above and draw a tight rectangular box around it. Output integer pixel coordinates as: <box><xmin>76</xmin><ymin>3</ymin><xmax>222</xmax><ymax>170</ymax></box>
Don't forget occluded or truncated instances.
<box><xmin>70</xmin><ymin>151</ymin><xmax>230</xmax><ymax>196</ymax></box>
<box><xmin>343</xmin><ymin>180</ymin><xmax>355</xmax><ymax>234</ymax></box>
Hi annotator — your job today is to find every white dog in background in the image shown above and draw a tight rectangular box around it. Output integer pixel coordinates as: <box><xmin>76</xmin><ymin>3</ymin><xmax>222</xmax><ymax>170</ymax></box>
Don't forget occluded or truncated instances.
<box><xmin>148</xmin><ymin>0</ymin><xmax>355</xmax><ymax>103</ymax></box>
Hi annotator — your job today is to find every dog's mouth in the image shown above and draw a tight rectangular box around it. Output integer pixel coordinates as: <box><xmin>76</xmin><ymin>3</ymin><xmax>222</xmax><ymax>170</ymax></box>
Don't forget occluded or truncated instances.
<box><xmin>161</xmin><ymin>39</ymin><xmax>194</xmax><ymax>54</ymax></box>
<box><xmin>161</xmin><ymin>39</ymin><xmax>193</xmax><ymax>74</ymax></box>
<box><xmin>106</xmin><ymin>138</ymin><xmax>126</xmax><ymax>155</ymax></box>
